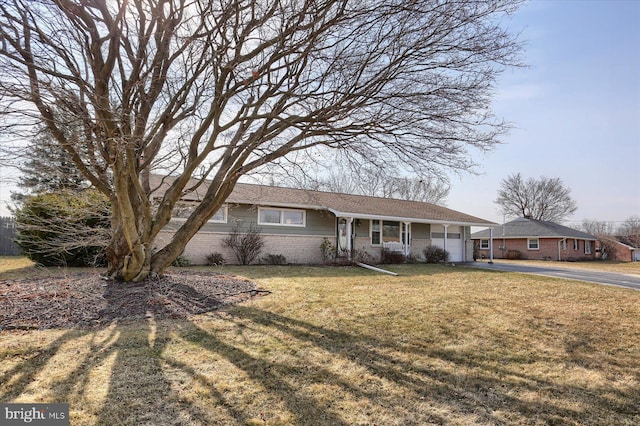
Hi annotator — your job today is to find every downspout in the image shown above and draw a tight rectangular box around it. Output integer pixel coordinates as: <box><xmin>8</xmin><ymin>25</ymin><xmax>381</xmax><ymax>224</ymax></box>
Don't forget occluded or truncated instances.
<box><xmin>558</xmin><ymin>238</ymin><xmax>566</xmax><ymax>261</ymax></box>
<box><xmin>404</xmin><ymin>221</ymin><xmax>411</xmax><ymax>257</ymax></box>
<box><xmin>462</xmin><ymin>226</ymin><xmax>466</xmax><ymax>261</ymax></box>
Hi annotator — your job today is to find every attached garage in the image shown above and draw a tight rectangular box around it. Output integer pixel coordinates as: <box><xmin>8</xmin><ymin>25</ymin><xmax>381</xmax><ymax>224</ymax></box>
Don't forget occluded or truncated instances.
<box><xmin>431</xmin><ymin>225</ymin><xmax>465</xmax><ymax>262</ymax></box>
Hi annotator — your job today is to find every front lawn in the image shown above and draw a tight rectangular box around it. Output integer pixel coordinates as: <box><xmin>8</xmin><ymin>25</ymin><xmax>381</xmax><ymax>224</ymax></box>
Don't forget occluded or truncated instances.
<box><xmin>1</xmin><ymin>263</ymin><xmax>639</xmax><ymax>425</ymax></box>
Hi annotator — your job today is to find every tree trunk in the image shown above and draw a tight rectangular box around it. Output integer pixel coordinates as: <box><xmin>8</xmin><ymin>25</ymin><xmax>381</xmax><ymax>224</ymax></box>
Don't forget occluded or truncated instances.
<box><xmin>104</xmin><ymin>158</ymin><xmax>156</xmax><ymax>282</ymax></box>
<box><xmin>105</xmin><ymin>228</ymin><xmax>151</xmax><ymax>282</ymax></box>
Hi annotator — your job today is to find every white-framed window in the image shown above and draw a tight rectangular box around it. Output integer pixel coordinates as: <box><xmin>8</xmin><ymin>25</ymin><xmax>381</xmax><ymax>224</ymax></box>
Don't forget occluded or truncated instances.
<box><xmin>528</xmin><ymin>238</ymin><xmax>539</xmax><ymax>250</ymax></box>
<box><xmin>574</xmin><ymin>239</ymin><xmax>579</xmax><ymax>251</ymax></box>
<box><xmin>371</xmin><ymin>220</ymin><xmax>381</xmax><ymax>245</ymax></box>
<box><xmin>585</xmin><ymin>240</ymin><xmax>592</xmax><ymax>254</ymax></box>
<box><xmin>432</xmin><ymin>232</ymin><xmax>461</xmax><ymax>239</ymax></box>
<box><xmin>172</xmin><ymin>203</ymin><xmax>227</xmax><ymax>223</ymax></box>
<box><xmin>209</xmin><ymin>207</ymin><xmax>227</xmax><ymax>223</ymax></box>
<box><xmin>383</xmin><ymin>220</ymin><xmax>400</xmax><ymax>242</ymax></box>
<box><xmin>370</xmin><ymin>220</ymin><xmax>410</xmax><ymax>245</ymax></box>
<box><xmin>480</xmin><ymin>239</ymin><xmax>490</xmax><ymax>249</ymax></box>
<box><xmin>258</xmin><ymin>207</ymin><xmax>305</xmax><ymax>227</ymax></box>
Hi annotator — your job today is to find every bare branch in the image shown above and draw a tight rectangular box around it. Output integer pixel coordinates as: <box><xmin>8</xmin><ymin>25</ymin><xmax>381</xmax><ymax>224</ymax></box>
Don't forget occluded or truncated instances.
<box><xmin>0</xmin><ymin>0</ymin><xmax>524</xmax><ymax>279</ymax></box>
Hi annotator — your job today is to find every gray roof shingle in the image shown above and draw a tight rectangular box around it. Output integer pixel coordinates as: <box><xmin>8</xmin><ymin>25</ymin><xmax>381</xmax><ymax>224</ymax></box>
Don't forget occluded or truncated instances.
<box><xmin>149</xmin><ymin>175</ymin><xmax>495</xmax><ymax>226</ymax></box>
<box><xmin>471</xmin><ymin>217</ymin><xmax>597</xmax><ymax>240</ymax></box>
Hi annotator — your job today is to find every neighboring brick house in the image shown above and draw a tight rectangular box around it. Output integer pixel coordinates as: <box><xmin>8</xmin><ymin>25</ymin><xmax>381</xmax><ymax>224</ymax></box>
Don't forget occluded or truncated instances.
<box><xmin>151</xmin><ymin>176</ymin><xmax>496</xmax><ymax>265</ymax></box>
<box><xmin>598</xmin><ymin>238</ymin><xmax>637</xmax><ymax>262</ymax></box>
<box><xmin>471</xmin><ymin>217</ymin><xmax>598</xmax><ymax>261</ymax></box>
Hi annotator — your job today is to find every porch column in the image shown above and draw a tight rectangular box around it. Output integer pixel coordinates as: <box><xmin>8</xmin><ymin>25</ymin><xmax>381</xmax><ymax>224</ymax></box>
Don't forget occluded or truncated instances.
<box><xmin>489</xmin><ymin>227</ymin><xmax>494</xmax><ymax>264</ymax></box>
<box><xmin>404</xmin><ymin>221</ymin><xmax>411</xmax><ymax>256</ymax></box>
<box><xmin>443</xmin><ymin>224</ymin><xmax>449</xmax><ymax>255</ymax></box>
<box><xmin>345</xmin><ymin>217</ymin><xmax>353</xmax><ymax>259</ymax></box>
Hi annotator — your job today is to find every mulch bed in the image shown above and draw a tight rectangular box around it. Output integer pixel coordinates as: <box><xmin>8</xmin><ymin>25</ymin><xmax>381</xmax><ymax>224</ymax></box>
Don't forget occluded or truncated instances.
<box><xmin>0</xmin><ymin>271</ymin><xmax>269</xmax><ymax>330</ymax></box>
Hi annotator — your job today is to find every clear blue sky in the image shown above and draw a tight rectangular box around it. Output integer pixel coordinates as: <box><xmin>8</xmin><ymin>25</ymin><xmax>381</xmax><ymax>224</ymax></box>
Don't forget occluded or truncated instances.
<box><xmin>446</xmin><ymin>0</ymin><xmax>640</xmax><ymax>227</ymax></box>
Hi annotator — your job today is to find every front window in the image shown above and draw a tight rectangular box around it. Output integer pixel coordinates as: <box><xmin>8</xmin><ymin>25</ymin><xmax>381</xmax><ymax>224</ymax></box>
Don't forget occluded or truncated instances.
<box><xmin>173</xmin><ymin>203</ymin><xmax>227</xmax><ymax>223</ymax></box>
<box><xmin>383</xmin><ymin>220</ymin><xmax>400</xmax><ymax>242</ymax></box>
<box><xmin>528</xmin><ymin>238</ymin><xmax>539</xmax><ymax>250</ymax></box>
<box><xmin>371</xmin><ymin>220</ymin><xmax>406</xmax><ymax>245</ymax></box>
<box><xmin>574</xmin><ymin>239</ymin><xmax>579</xmax><ymax>251</ymax></box>
<box><xmin>585</xmin><ymin>240</ymin><xmax>592</xmax><ymax>254</ymax></box>
<box><xmin>480</xmin><ymin>239</ymin><xmax>490</xmax><ymax>249</ymax></box>
<box><xmin>258</xmin><ymin>207</ymin><xmax>305</xmax><ymax>226</ymax></box>
<box><xmin>371</xmin><ymin>220</ymin><xmax>381</xmax><ymax>245</ymax></box>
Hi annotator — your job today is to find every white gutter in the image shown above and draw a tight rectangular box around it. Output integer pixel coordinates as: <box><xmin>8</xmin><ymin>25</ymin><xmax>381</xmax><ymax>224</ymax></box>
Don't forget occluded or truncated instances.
<box><xmin>480</xmin><ymin>235</ymin><xmax>598</xmax><ymax>241</ymax></box>
<box><xmin>229</xmin><ymin>200</ymin><xmax>327</xmax><ymax>211</ymax></box>
<box><xmin>327</xmin><ymin>208</ymin><xmax>497</xmax><ymax>228</ymax></box>
<box><xmin>214</xmin><ymin>202</ymin><xmax>497</xmax><ymax>227</ymax></box>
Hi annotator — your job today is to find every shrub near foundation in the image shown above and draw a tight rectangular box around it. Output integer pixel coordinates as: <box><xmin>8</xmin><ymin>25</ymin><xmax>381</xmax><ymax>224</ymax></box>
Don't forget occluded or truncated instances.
<box><xmin>504</xmin><ymin>249</ymin><xmax>523</xmax><ymax>260</ymax></box>
<box><xmin>262</xmin><ymin>254</ymin><xmax>287</xmax><ymax>265</ymax></box>
<box><xmin>423</xmin><ymin>245</ymin><xmax>449</xmax><ymax>263</ymax></box>
<box><xmin>205</xmin><ymin>252</ymin><xmax>226</xmax><ymax>266</ymax></box>
<box><xmin>222</xmin><ymin>223</ymin><xmax>265</xmax><ymax>265</ymax></box>
<box><xmin>13</xmin><ymin>189</ymin><xmax>110</xmax><ymax>267</ymax></box>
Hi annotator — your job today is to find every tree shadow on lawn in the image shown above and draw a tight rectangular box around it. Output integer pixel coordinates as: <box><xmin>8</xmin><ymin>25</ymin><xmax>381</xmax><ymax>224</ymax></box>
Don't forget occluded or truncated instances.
<box><xmin>0</xmin><ymin>328</ymin><xmax>91</xmax><ymax>401</ymax></box>
<box><xmin>203</xmin><ymin>306</ymin><xmax>639</xmax><ymax>425</ymax></box>
<box><xmin>1</xmin><ymin>285</ymin><xmax>638</xmax><ymax>425</ymax></box>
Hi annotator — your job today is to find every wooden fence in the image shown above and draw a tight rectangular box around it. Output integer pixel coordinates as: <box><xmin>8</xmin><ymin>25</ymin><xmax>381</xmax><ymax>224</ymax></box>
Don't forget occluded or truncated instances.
<box><xmin>0</xmin><ymin>216</ymin><xmax>21</xmax><ymax>256</ymax></box>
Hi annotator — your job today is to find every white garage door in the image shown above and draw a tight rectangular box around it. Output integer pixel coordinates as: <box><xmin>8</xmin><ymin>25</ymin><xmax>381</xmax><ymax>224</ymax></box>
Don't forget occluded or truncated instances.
<box><xmin>431</xmin><ymin>225</ymin><xmax>464</xmax><ymax>262</ymax></box>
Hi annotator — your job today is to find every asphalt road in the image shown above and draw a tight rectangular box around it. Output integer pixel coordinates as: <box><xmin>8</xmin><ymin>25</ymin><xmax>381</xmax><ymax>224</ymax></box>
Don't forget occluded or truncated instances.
<box><xmin>466</xmin><ymin>262</ymin><xmax>640</xmax><ymax>291</ymax></box>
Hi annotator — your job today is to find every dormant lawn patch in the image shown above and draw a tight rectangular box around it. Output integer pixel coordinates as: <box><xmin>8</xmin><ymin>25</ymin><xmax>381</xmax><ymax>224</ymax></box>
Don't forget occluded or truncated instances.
<box><xmin>1</xmin><ymin>262</ymin><xmax>639</xmax><ymax>425</ymax></box>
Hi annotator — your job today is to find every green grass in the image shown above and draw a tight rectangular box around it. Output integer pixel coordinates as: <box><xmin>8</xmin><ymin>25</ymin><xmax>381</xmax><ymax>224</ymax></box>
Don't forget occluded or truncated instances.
<box><xmin>0</xmin><ymin>256</ymin><xmax>105</xmax><ymax>280</ymax></box>
<box><xmin>1</xmin><ymin>261</ymin><xmax>639</xmax><ymax>425</ymax></box>
<box><xmin>0</xmin><ymin>256</ymin><xmax>35</xmax><ymax>279</ymax></box>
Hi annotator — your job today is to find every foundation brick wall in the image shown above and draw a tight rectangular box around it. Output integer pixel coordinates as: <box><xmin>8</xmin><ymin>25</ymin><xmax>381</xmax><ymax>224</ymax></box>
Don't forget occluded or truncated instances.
<box><xmin>157</xmin><ymin>231</ymin><xmax>333</xmax><ymax>265</ymax></box>
<box><xmin>477</xmin><ymin>238</ymin><xmax>596</xmax><ymax>261</ymax></box>
<box><xmin>410</xmin><ymin>238</ymin><xmax>432</xmax><ymax>259</ymax></box>
<box><xmin>352</xmin><ymin>236</ymin><xmax>380</xmax><ymax>261</ymax></box>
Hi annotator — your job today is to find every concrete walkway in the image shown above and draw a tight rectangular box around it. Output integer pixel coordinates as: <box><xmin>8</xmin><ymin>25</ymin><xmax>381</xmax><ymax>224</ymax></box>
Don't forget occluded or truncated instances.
<box><xmin>465</xmin><ymin>261</ymin><xmax>640</xmax><ymax>291</ymax></box>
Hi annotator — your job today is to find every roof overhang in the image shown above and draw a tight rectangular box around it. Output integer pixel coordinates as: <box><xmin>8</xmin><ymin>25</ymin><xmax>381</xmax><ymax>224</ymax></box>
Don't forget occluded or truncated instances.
<box><xmin>230</xmin><ymin>200</ymin><xmax>327</xmax><ymax>211</ymax></box>
<box><xmin>473</xmin><ymin>235</ymin><xmax>598</xmax><ymax>241</ymax></box>
<box><xmin>327</xmin><ymin>208</ymin><xmax>497</xmax><ymax>228</ymax></box>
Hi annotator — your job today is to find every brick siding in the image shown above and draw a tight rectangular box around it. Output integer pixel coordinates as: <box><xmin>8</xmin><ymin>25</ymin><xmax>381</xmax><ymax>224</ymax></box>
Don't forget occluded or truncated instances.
<box><xmin>157</xmin><ymin>230</ymin><xmax>333</xmax><ymax>265</ymax></box>
<box><xmin>477</xmin><ymin>238</ymin><xmax>596</xmax><ymax>261</ymax></box>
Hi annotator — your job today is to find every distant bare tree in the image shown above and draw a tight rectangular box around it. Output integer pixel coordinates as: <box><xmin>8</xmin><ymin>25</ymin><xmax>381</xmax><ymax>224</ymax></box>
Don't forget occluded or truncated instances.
<box><xmin>273</xmin><ymin>161</ymin><xmax>450</xmax><ymax>204</ymax></box>
<box><xmin>495</xmin><ymin>173</ymin><xmax>577</xmax><ymax>222</ymax></box>
<box><xmin>619</xmin><ymin>215</ymin><xmax>640</xmax><ymax>248</ymax></box>
<box><xmin>580</xmin><ymin>219</ymin><xmax>616</xmax><ymax>237</ymax></box>
<box><xmin>580</xmin><ymin>218</ymin><xmax>617</xmax><ymax>260</ymax></box>
<box><xmin>0</xmin><ymin>0</ymin><xmax>523</xmax><ymax>281</ymax></box>
<box><xmin>386</xmin><ymin>176</ymin><xmax>450</xmax><ymax>205</ymax></box>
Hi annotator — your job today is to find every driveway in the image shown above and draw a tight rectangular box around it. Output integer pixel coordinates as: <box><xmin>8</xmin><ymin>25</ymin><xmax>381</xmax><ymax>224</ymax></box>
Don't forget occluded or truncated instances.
<box><xmin>466</xmin><ymin>261</ymin><xmax>640</xmax><ymax>291</ymax></box>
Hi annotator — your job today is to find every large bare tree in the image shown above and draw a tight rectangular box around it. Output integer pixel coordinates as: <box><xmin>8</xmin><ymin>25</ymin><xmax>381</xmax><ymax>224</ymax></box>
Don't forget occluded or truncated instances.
<box><xmin>495</xmin><ymin>173</ymin><xmax>578</xmax><ymax>222</ymax></box>
<box><xmin>0</xmin><ymin>0</ymin><xmax>522</xmax><ymax>281</ymax></box>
